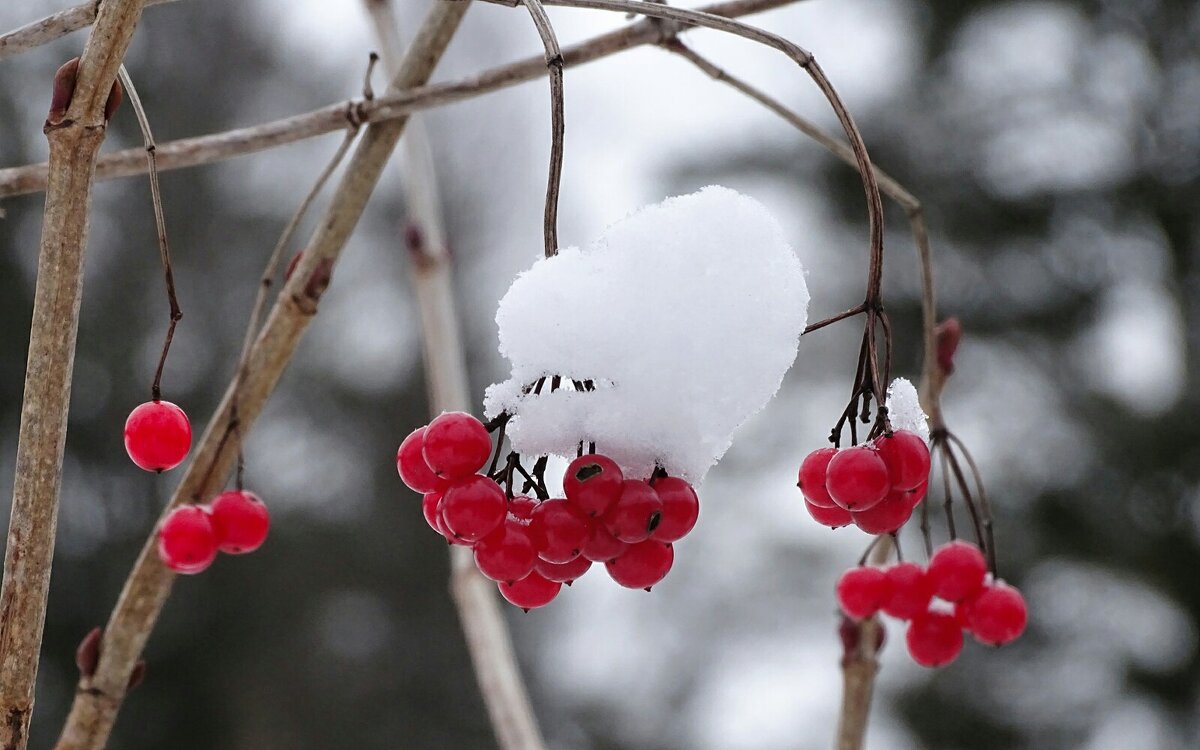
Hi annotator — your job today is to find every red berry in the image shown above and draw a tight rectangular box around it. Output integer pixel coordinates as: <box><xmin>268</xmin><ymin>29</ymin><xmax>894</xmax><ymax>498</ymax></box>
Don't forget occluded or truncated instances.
<box><xmin>422</xmin><ymin>412</ymin><xmax>492</xmax><ymax>480</ymax></box>
<box><xmin>563</xmin><ymin>454</ymin><xmax>624</xmax><ymax>516</ymax></box>
<box><xmin>928</xmin><ymin>541</ymin><xmax>987</xmax><ymax>602</ymax></box>
<box><xmin>507</xmin><ymin>495</ymin><xmax>537</xmax><ymax>521</ymax></box>
<box><xmin>421</xmin><ymin>491</ymin><xmax>449</xmax><ymax>536</ymax></box>
<box><xmin>873</xmin><ymin>430</ymin><xmax>931</xmax><ymax>492</ymax></box>
<box><xmin>825</xmin><ymin>446</ymin><xmax>891</xmax><ymax>511</ymax></box>
<box><xmin>881</xmin><ymin>562</ymin><xmax>935</xmax><ymax>620</ymax></box>
<box><xmin>441</xmin><ymin>475</ymin><xmax>506</xmax><ymax>543</ymax></box>
<box><xmin>581</xmin><ymin>523</ymin><xmax>627</xmax><ymax>563</ymax></box>
<box><xmin>603</xmin><ymin>480</ymin><xmax>663</xmax><ymax>543</ymax></box>
<box><xmin>534</xmin><ymin>555</ymin><xmax>592</xmax><ymax>584</ymax></box>
<box><xmin>649</xmin><ymin>476</ymin><xmax>699</xmax><ymax>542</ymax></box>
<box><xmin>906</xmin><ymin>611</ymin><xmax>963</xmax><ymax>667</ymax></box>
<box><xmin>474</xmin><ymin>519</ymin><xmax>537</xmax><ymax>583</ymax></box>
<box><xmin>157</xmin><ymin>505</ymin><xmax>218</xmax><ymax>574</ymax></box>
<box><xmin>499</xmin><ymin>571</ymin><xmax>561</xmax><ymax>611</ymax></box>
<box><xmin>529</xmin><ymin>499</ymin><xmax>590</xmax><ymax>563</ymax></box>
<box><xmin>798</xmin><ymin>447</ymin><xmax>838</xmax><ymax>508</ymax></box>
<box><xmin>965</xmin><ymin>581</ymin><xmax>1027</xmax><ymax>646</ymax></box>
<box><xmin>397</xmin><ymin>427</ymin><xmax>441</xmax><ymax>493</ymax></box>
<box><xmin>804</xmin><ymin>499</ymin><xmax>852</xmax><ymax>528</ymax></box>
<box><xmin>851</xmin><ymin>490</ymin><xmax>913</xmax><ymax>535</ymax></box>
<box><xmin>124</xmin><ymin>400</ymin><xmax>192</xmax><ymax>472</ymax></box>
<box><xmin>209</xmin><ymin>490</ymin><xmax>270</xmax><ymax>554</ymax></box>
<box><xmin>606</xmin><ymin>540</ymin><xmax>674</xmax><ymax>590</ymax></box>
<box><xmin>901</xmin><ymin>482</ymin><xmax>928</xmax><ymax>510</ymax></box>
<box><xmin>836</xmin><ymin>567</ymin><xmax>892</xmax><ymax>620</ymax></box>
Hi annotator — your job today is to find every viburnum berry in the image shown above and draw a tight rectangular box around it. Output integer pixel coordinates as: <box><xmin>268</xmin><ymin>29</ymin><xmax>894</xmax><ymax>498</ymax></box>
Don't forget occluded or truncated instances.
<box><xmin>836</xmin><ymin>567</ymin><xmax>892</xmax><ymax>620</ymax></box>
<box><xmin>125</xmin><ymin>400</ymin><xmax>192</xmax><ymax>472</ymax></box>
<box><xmin>804</xmin><ymin>499</ymin><xmax>852</xmax><ymax>528</ymax></box>
<box><xmin>528</xmin><ymin>499</ymin><xmax>590</xmax><ymax>563</ymax></box>
<box><xmin>499</xmin><ymin>571</ymin><xmax>561</xmax><ymax>611</ymax></box>
<box><xmin>649</xmin><ymin>476</ymin><xmax>699</xmax><ymax>542</ymax></box>
<box><xmin>900</xmin><ymin>482</ymin><xmax>928</xmax><ymax>510</ymax></box>
<box><xmin>606</xmin><ymin>540</ymin><xmax>674</xmax><ymax>590</ymax></box>
<box><xmin>209</xmin><ymin>490</ymin><xmax>270</xmax><ymax>554</ymax></box>
<box><xmin>851</xmin><ymin>490</ymin><xmax>913</xmax><ymax>535</ymax></box>
<box><xmin>603</xmin><ymin>480</ymin><xmax>663</xmax><ymax>543</ymax></box>
<box><xmin>965</xmin><ymin>581</ymin><xmax>1028</xmax><ymax>646</ymax></box>
<box><xmin>507</xmin><ymin>495</ymin><xmax>537</xmax><ymax>521</ymax></box>
<box><xmin>906</xmin><ymin>611</ymin><xmax>964</xmax><ymax>667</ymax></box>
<box><xmin>474</xmin><ymin>519</ymin><xmax>537</xmax><ymax>583</ymax></box>
<box><xmin>397</xmin><ymin>427</ymin><xmax>442</xmax><ymax>493</ymax></box>
<box><xmin>157</xmin><ymin>505</ymin><xmax>218</xmax><ymax>574</ymax></box>
<box><xmin>798</xmin><ymin>447</ymin><xmax>838</xmax><ymax>508</ymax></box>
<box><xmin>928</xmin><ymin>541</ymin><xmax>987</xmax><ymax>602</ymax></box>
<box><xmin>872</xmin><ymin>430</ymin><xmax>931</xmax><ymax>492</ymax></box>
<box><xmin>881</xmin><ymin>562</ymin><xmax>935</xmax><ymax>620</ymax></box>
<box><xmin>534</xmin><ymin>555</ymin><xmax>592</xmax><ymax>584</ymax></box>
<box><xmin>825</xmin><ymin>446</ymin><xmax>891</xmax><ymax>511</ymax></box>
<box><xmin>441</xmin><ymin>475</ymin><xmax>506</xmax><ymax>543</ymax></box>
<box><xmin>422</xmin><ymin>412</ymin><xmax>492</xmax><ymax>480</ymax></box>
<box><xmin>581</xmin><ymin>523</ymin><xmax>627</xmax><ymax>563</ymax></box>
<box><xmin>563</xmin><ymin>454</ymin><xmax>624</xmax><ymax>516</ymax></box>
<box><xmin>421</xmin><ymin>491</ymin><xmax>452</xmax><ymax>540</ymax></box>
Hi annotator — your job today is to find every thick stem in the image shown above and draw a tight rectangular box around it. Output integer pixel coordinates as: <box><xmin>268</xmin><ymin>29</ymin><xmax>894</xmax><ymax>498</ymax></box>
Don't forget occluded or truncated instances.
<box><xmin>835</xmin><ymin>537</ymin><xmax>891</xmax><ymax>750</ymax></box>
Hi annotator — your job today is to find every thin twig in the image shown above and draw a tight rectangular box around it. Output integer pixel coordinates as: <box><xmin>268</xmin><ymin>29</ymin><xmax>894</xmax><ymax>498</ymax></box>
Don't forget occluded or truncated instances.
<box><xmin>0</xmin><ymin>0</ymin><xmax>179</xmax><ymax>60</ymax></box>
<box><xmin>521</xmin><ymin>0</ymin><xmax>565</xmax><ymax>257</ymax></box>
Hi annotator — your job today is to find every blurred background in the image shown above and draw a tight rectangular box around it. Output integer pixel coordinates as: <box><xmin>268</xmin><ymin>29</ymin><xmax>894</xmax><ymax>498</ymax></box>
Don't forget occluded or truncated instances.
<box><xmin>2</xmin><ymin>0</ymin><xmax>1198</xmax><ymax>748</ymax></box>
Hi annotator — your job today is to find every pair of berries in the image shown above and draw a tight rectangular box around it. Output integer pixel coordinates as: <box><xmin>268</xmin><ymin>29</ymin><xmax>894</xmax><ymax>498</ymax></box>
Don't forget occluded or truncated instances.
<box><xmin>157</xmin><ymin>490</ymin><xmax>270</xmax><ymax>574</ymax></box>
<box><xmin>798</xmin><ymin>429</ymin><xmax>930</xmax><ymax>534</ymax></box>
<box><xmin>124</xmin><ymin>400</ymin><xmax>193</xmax><ymax>472</ymax></box>
<box><xmin>835</xmin><ymin>541</ymin><xmax>1028</xmax><ymax>667</ymax></box>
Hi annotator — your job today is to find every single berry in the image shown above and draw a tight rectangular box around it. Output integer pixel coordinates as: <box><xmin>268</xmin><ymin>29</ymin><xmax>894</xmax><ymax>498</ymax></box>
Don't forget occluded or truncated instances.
<box><xmin>563</xmin><ymin>454</ymin><xmax>624</xmax><ymax>516</ymax></box>
<box><xmin>873</xmin><ymin>430</ymin><xmax>931</xmax><ymax>492</ymax></box>
<box><xmin>421</xmin><ymin>491</ymin><xmax>448</xmax><ymax>535</ymax></box>
<box><xmin>474</xmin><ymin>520</ymin><xmax>537</xmax><ymax>583</ymax></box>
<box><xmin>507</xmin><ymin>495</ymin><xmax>537</xmax><ymax>521</ymax></box>
<box><xmin>836</xmin><ymin>567</ymin><xmax>892</xmax><ymax>620</ymax></box>
<box><xmin>851</xmin><ymin>490</ymin><xmax>913</xmax><ymax>535</ymax></box>
<box><xmin>900</xmin><ymin>482</ymin><xmax>928</xmax><ymax>511</ymax></box>
<box><xmin>441</xmin><ymin>475</ymin><xmax>506</xmax><ymax>543</ymax></box>
<box><xmin>649</xmin><ymin>476</ymin><xmax>699</xmax><ymax>542</ymax></box>
<box><xmin>534</xmin><ymin>555</ymin><xmax>592</xmax><ymax>584</ymax></box>
<box><xmin>125</xmin><ymin>400</ymin><xmax>192</xmax><ymax>472</ymax></box>
<box><xmin>499</xmin><ymin>571</ymin><xmax>561</xmax><ymax>611</ymax></box>
<box><xmin>798</xmin><ymin>447</ymin><xmax>838</xmax><ymax>508</ymax></box>
<box><xmin>928</xmin><ymin>541</ymin><xmax>987</xmax><ymax>602</ymax></box>
<box><xmin>581</xmin><ymin>523</ymin><xmax>627</xmax><ymax>562</ymax></box>
<box><xmin>965</xmin><ymin>581</ymin><xmax>1027</xmax><ymax>646</ymax></box>
<box><xmin>603</xmin><ymin>480</ymin><xmax>663</xmax><ymax>543</ymax></box>
<box><xmin>157</xmin><ymin>505</ymin><xmax>217</xmax><ymax>574</ymax></box>
<box><xmin>881</xmin><ymin>562</ymin><xmax>935</xmax><ymax>620</ymax></box>
<box><xmin>422</xmin><ymin>412</ymin><xmax>492</xmax><ymax>480</ymax></box>
<box><xmin>805</xmin><ymin>499</ymin><xmax>852</xmax><ymax>528</ymax></box>
<box><xmin>906</xmin><ymin>611</ymin><xmax>964</xmax><ymax>667</ymax></box>
<box><xmin>606</xmin><ymin>540</ymin><xmax>673</xmax><ymax>590</ymax></box>
<box><xmin>825</xmin><ymin>446</ymin><xmax>891</xmax><ymax>511</ymax></box>
<box><xmin>209</xmin><ymin>490</ymin><xmax>270</xmax><ymax>554</ymax></box>
<box><xmin>529</xmin><ymin>499</ymin><xmax>591</xmax><ymax>563</ymax></box>
<box><xmin>397</xmin><ymin>427</ymin><xmax>442</xmax><ymax>493</ymax></box>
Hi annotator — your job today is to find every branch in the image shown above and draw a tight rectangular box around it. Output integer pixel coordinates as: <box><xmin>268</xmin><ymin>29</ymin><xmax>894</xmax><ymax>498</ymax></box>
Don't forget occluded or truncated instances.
<box><xmin>0</xmin><ymin>0</ymin><xmax>178</xmax><ymax>61</ymax></box>
<box><xmin>0</xmin><ymin>2</ymin><xmax>149</xmax><ymax>748</ymax></box>
<box><xmin>0</xmin><ymin>0</ymin><xmax>798</xmax><ymax>199</ymax></box>
<box><xmin>520</xmin><ymin>0</ymin><xmax>565</xmax><ymax>257</ymax></box>
<box><xmin>52</xmin><ymin>4</ymin><xmax>472</xmax><ymax>749</ymax></box>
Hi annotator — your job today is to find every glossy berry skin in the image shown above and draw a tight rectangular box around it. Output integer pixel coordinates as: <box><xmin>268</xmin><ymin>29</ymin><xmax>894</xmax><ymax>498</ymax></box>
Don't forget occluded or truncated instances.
<box><xmin>474</xmin><ymin>520</ymin><xmax>537</xmax><ymax>583</ymax></box>
<box><xmin>928</xmin><ymin>541</ymin><xmax>988</xmax><ymax>602</ymax></box>
<box><xmin>421</xmin><ymin>491</ymin><xmax>451</xmax><ymax>538</ymax></box>
<box><xmin>397</xmin><ymin>427</ymin><xmax>442</xmax><ymax>493</ymax></box>
<box><xmin>534</xmin><ymin>555</ymin><xmax>592</xmax><ymax>584</ymax></box>
<box><xmin>606</xmin><ymin>540</ymin><xmax>673</xmax><ymax>590</ymax></box>
<box><xmin>507</xmin><ymin>495</ymin><xmax>537</xmax><ymax>521</ymax></box>
<box><xmin>422</xmin><ymin>412</ymin><xmax>492</xmax><ymax>480</ymax></box>
<box><xmin>649</xmin><ymin>477</ymin><xmax>699</xmax><ymax>542</ymax></box>
<box><xmin>441</xmin><ymin>476</ymin><xmax>507</xmax><ymax>543</ymax></box>
<box><xmin>499</xmin><ymin>571</ymin><xmax>561</xmax><ymax>611</ymax></box>
<box><xmin>873</xmin><ymin>430</ymin><xmax>931</xmax><ymax>492</ymax></box>
<box><xmin>125</xmin><ymin>400</ymin><xmax>192</xmax><ymax>472</ymax></box>
<box><xmin>529</xmin><ymin>499</ymin><xmax>591</xmax><ymax>563</ymax></box>
<box><xmin>804</xmin><ymin>499</ymin><xmax>852</xmax><ymax>528</ymax></box>
<box><xmin>851</xmin><ymin>490</ymin><xmax>913</xmax><ymax>535</ymax></box>
<box><xmin>906</xmin><ymin>611</ymin><xmax>964</xmax><ymax>667</ymax></box>
<box><xmin>157</xmin><ymin>505</ymin><xmax>218</xmax><ymax>574</ymax></box>
<box><xmin>825</xmin><ymin>446</ymin><xmax>891</xmax><ymax>511</ymax></box>
<box><xmin>563</xmin><ymin>454</ymin><xmax>624</xmax><ymax>516</ymax></box>
<box><xmin>836</xmin><ymin>567</ymin><xmax>892</xmax><ymax>620</ymax></box>
<box><xmin>798</xmin><ymin>447</ymin><xmax>838</xmax><ymax>508</ymax></box>
<box><xmin>882</xmin><ymin>562</ymin><xmax>935</xmax><ymax>620</ymax></box>
<box><xmin>603</xmin><ymin>480</ymin><xmax>663</xmax><ymax>543</ymax></box>
<box><xmin>966</xmin><ymin>582</ymin><xmax>1028</xmax><ymax>645</ymax></box>
<box><xmin>581</xmin><ymin>523</ymin><xmax>627</xmax><ymax>563</ymax></box>
<box><xmin>209</xmin><ymin>490</ymin><xmax>270</xmax><ymax>554</ymax></box>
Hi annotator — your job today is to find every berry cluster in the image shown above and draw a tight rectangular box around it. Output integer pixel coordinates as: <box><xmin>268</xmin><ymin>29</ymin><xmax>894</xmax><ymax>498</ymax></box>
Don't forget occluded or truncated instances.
<box><xmin>398</xmin><ymin>411</ymin><xmax>701</xmax><ymax>610</ymax></box>
<box><xmin>157</xmin><ymin>490</ymin><xmax>270</xmax><ymax>574</ymax></box>
<box><xmin>124</xmin><ymin>400</ymin><xmax>192</xmax><ymax>473</ymax></box>
<box><xmin>835</xmin><ymin>541</ymin><xmax>1027</xmax><ymax>667</ymax></box>
<box><xmin>798</xmin><ymin>429</ymin><xmax>930</xmax><ymax>534</ymax></box>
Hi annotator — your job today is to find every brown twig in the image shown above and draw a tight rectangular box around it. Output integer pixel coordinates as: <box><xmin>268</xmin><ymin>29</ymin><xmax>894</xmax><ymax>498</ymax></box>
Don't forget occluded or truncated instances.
<box><xmin>521</xmin><ymin>0</ymin><xmax>566</xmax><ymax>257</ymax></box>
<box><xmin>0</xmin><ymin>3</ymin><xmax>150</xmax><ymax>748</ymax></box>
<box><xmin>0</xmin><ymin>0</ymin><xmax>178</xmax><ymax>61</ymax></box>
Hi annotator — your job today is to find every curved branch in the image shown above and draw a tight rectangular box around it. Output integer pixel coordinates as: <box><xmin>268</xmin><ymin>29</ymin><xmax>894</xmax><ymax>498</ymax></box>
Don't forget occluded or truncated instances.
<box><xmin>0</xmin><ymin>0</ymin><xmax>179</xmax><ymax>61</ymax></box>
<box><xmin>521</xmin><ymin>0</ymin><xmax>566</xmax><ymax>258</ymax></box>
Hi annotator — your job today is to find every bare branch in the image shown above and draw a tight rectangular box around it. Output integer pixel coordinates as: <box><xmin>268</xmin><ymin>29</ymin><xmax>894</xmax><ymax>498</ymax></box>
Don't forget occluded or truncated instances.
<box><xmin>521</xmin><ymin>0</ymin><xmax>565</xmax><ymax>257</ymax></box>
<box><xmin>0</xmin><ymin>0</ymin><xmax>178</xmax><ymax>61</ymax></box>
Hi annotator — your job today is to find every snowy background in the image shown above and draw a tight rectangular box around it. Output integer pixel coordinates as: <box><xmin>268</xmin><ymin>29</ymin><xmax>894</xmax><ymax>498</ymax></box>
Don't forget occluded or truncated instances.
<box><xmin>1</xmin><ymin>0</ymin><xmax>1198</xmax><ymax>748</ymax></box>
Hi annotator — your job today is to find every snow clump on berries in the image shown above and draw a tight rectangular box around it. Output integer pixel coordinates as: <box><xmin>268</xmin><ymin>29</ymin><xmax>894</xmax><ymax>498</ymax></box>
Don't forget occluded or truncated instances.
<box><xmin>886</xmin><ymin>377</ymin><xmax>929</xmax><ymax>441</ymax></box>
